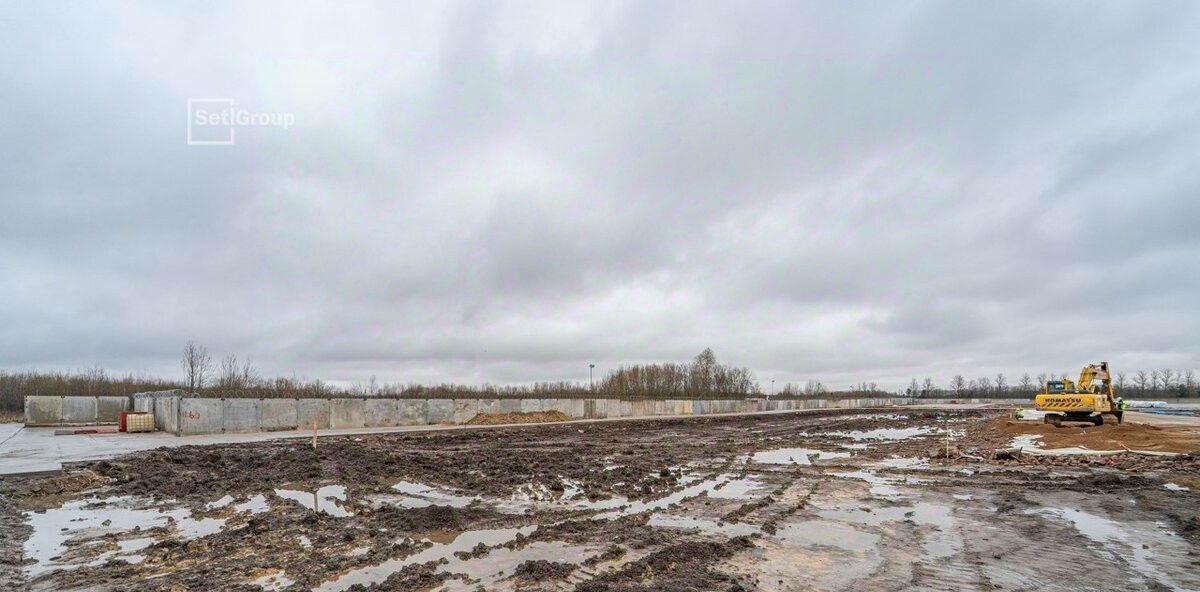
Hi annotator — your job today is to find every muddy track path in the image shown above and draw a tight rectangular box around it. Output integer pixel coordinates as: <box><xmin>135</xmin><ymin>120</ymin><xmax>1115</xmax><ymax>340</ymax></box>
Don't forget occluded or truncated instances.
<box><xmin>2</xmin><ymin>408</ymin><xmax>1198</xmax><ymax>592</ymax></box>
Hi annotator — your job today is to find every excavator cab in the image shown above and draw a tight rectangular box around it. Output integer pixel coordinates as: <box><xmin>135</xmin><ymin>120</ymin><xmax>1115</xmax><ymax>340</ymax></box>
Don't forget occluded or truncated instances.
<box><xmin>1034</xmin><ymin>362</ymin><xmax>1115</xmax><ymax>427</ymax></box>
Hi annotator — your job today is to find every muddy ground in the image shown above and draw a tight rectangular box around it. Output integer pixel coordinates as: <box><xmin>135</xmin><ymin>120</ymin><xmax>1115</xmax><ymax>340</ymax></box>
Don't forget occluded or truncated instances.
<box><xmin>2</xmin><ymin>408</ymin><xmax>1199</xmax><ymax>591</ymax></box>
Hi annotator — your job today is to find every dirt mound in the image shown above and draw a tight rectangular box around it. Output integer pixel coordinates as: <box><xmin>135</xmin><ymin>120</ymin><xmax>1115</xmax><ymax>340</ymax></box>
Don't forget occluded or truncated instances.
<box><xmin>466</xmin><ymin>410</ymin><xmax>572</xmax><ymax>425</ymax></box>
<box><xmin>989</xmin><ymin>418</ymin><xmax>1200</xmax><ymax>454</ymax></box>
<box><xmin>512</xmin><ymin>559</ymin><xmax>577</xmax><ymax>581</ymax></box>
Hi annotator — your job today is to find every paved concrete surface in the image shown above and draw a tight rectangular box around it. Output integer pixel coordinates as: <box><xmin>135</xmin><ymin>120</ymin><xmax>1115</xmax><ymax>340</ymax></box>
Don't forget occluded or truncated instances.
<box><xmin>1126</xmin><ymin>410</ymin><xmax>1200</xmax><ymax>427</ymax></box>
<box><xmin>0</xmin><ymin>407</ymin><xmax>907</xmax><ymax>476</ymax></box>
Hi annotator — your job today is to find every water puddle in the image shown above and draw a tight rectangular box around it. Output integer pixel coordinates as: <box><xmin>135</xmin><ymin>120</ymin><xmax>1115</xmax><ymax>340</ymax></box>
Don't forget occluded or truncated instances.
<box><xmin>23</xmin><ymin>496</ymin><xmax>228</xmax><ymax>575</ymax></box>
<box><xmin>825</xmin><ymin>427</ymin><xmax>933</xmax><ymax>441</ymax></box>
<box><xmin>773</xmin><ymin>519</ymin><xmax>880</xmax><ymax>553</ymax></box>
<box><xmin>709</xmin><ymin>476</ymin><xmax>764</xmax><ymax>499</ymax></box>
<box><xmin>751</xmin><ymin>448</ymin><xmax>851</xmax><ymax>465</ymax></box>
<box><xmin>387</xmin><ymin>481</ymin><xmax>477</xmax><ymax>508</ymax></box>
<box><xmin>1026</xmin><ymin>507</ymin><xmax>1188</xmax><ymax>591</ymax></box>
<box><xmin>1009</xmin><ymin>435</ymin><xmax>1042</xmax><ymax>450</ymax></box>
<box><xmin>648</xmin><ymin>514</ymin><xmax>760</xmax><ymax>537</ymax></box>
<box><xmin>275</xmin><ymin>485</ymin><xmax>353</xmax><ymax>517</ymax></box>
<box><xmin>815</xmin><ymin>501</ymin><xmax>957</xmax><ymax>559</ymax></box>
<box><xmin>314</xmin><ymin>526</ymin><xmax>537</xmax><ymax>592</ymax></box>
<box><xmin>251</xmin><ymin>569</ymin><xmax>295</xmax><ymax>591</ymax></box>
<box><xmin>874</xmin><ymin>457</ymin><xmax>928</xmax><ymax>470</ymax></box>
<box><xmin>595</xmin><ymin>475</ymin><xmax>747</xmax><ymax>519</ymax></box>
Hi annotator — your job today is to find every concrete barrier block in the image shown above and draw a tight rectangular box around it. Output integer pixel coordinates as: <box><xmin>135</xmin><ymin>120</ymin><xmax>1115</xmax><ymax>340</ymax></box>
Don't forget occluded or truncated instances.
<box><xmin>426</xmin><ymin>399</ymin><xmax>454</xmax><ymax>424</ymax></box>
<box><xmin>24</xmin><ymin>396</ymin><xmax>63</xmax><ymax>426</ymax></box>
<box><xmin>551</xmin><ymin>398</ymin><xmax>585</xmax><ymax>418</ymax></box>
<box><xmin>519</xmin><ymin>399</ymin><xmax>545</xmax><ymax>413</ymax></box>
<box><xmin>363</xmin><ymin>398</ymin><xmax>399</xmax><ymax>428</ymax></box>
<box><xmin>179</xmin><ymin>398</ymin><xmax>223</xmax><ymax>435</ymax></box>
<box><xmin>262</xmin><ymin>398</ymin><xmax>299</xmax><ymax>431</ymax></box>
<box><xmin>673</xmin><ymin>400</ymin><xmax>691</xmax><ymax>415</ymax></box>
<box><xmin>156</xmin><ymin>396</ymin><xmax>179</xmax><ymax>434</ymax></box>
<box><xmin>297</xmin><ymin>399</ymin><xmax>331</xmax><ymax>430</ymax></box>
<box><xmin>397</xmin><ymin>399</ymin><xmax>427</xmax><ymax>426</ymax></box>
<box><xmin>475</xmin><ymin>399</ymin><xmax>501</xmax><ymax>415</ymax></box>
<box><xmin>453</xmin><ymin>399</ymin><xmax>480</xmax><ymax>424</ymax></box>
<box><xmin>616</xmin><ymin>400</ymin><xmax>632</xmax><ymax>417</ymax></box>
<box><xmin>133</xmin><ymin>397</ymin><xmax>154</xmax><ymax>414</ymax></box>
<box><xmin>223</xmin><ymin>399</ymin><xmax>261</xmax><ymax>433</ymax></box>
<box><xmin>96</xmin><ymin>396</ymin><xmax>129</xmax><ymax>423</ymax></box>
<box><xmin>59</xmin><ymin>396</ymin><xmax>98</xmax><ymax>425</ymax></box>
<box><xmin>330</xmin><ymin>399</ymin><xmax>367</xmax><ymax>429</ymax></box>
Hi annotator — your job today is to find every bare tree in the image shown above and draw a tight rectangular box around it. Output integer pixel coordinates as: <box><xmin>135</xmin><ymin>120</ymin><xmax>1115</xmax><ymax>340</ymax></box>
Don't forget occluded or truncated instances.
<box><xmin>802</xmin><ymin>379</ymin><xmax>827</xmax><ymax>396</ymax></box>
<box><xmin>1116</xmin><ymin>372</ymin><xmax>1127</xmax><ymax>390</ymax></box>
<box><xmin>950</xmin><ymin>375</ymin><xmax>966</xmax><ymax>395</ymax></box>
<box><xmin>1036</xmin><ymin>373</ymin><xmax>1048</xmax><ymax>389</ymax></box>
<box><xmin>907</xmin><ymin>378</ymin><xmax>919</xmax><ymax>397</ymax></box>
<box><xmin>976</xmin><ymin>376</ymin><xmax>992</xmax><ymax>395</ymax></box>
<box><xmin>1185</xmin><ymin>369</ymin><xmax>1197</xmax><ymax>395</ymax></box>
<box><xmin>994</xmin><ymin>373</ymin><xmax>1007</xmax><ymax>395</ymax></box>
<box><xmin>1019</xmin><ymin>373</ymin><xmax>1034</xmax><ymax>392</ymax></box>
<box><xmin>181</xmin><ymin>341</ymin><xmax>212</xmax><ymax>393</ymax></box>
<box><xmin>921</xmin><ymin>377</ymin><xmax>935</xmax><ymax>396</ymax></box>
<box><xmin>1135</xmin><ymin>370</ymin><xmax>1150</xmax><ymax>393</ymax></box>
<box><xmin>1157</xmin><ymin>369</ymin><xmax>1175</xmax><ymax>392</ymax></box>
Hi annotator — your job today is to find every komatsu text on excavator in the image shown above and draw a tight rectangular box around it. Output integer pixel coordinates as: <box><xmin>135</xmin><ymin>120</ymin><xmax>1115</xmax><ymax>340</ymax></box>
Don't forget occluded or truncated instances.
<box><xmin>1033</xmin><ymin>361</ymin><xmax>1116</xmax><ymax>427</ymax></box>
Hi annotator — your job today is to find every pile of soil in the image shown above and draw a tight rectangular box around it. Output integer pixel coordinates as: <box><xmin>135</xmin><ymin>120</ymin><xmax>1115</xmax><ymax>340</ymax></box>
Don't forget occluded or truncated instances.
<box><xmin>466</xmin><ymin>410</ymin><xmax>572</xmax><ymax>425</ymax></box>
<box><xmin>989</xmin><ymin>418</ymin><xmax>1200</xmax><ymax>454</ymax></box>
<box><xmin>512</xmin><ymin>559</ymin><xmax>577</xmax><ymax>581</ymax></box>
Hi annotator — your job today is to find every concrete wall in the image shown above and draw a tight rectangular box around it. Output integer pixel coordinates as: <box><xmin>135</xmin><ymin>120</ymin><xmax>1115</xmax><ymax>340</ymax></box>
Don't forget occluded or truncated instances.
<box><xmin>297</xmin><ymin>399</ymin><xmax>331</xmax><ymax>430</ymax></box>
<box><xmin>262</xmin><ymin>398</ymin><xmax>299</xmax><ymax>431</ymax></box>
<box><xmin>30</xmin><ymin>393</ymin><xmax>915</xmax><ymax>434</ymax></box>
<box><xmin>178</xmin><ymin>398</ymin><xmax>222</xmax><ymax>435</ymax></box>
<box><xmin>427</xmin><ymin>399</ymin><xmax>454</xmax><ymax>423</ymax></box>
<box><xmin>330</xmin><ymin>399</ymin><xmax>366</xmax><ymax>429</ymax></box>
<box><xmin>397</xmin><ymin>399</ymin><xmax>428</xmax><ymax>426</ymax></box>
<box><xmin>24</xmin><ymin>397</ymin><xmax>62</xmax><ymax>426</ymax></box>
<box><xmin>97</xmin><ymin>397</ymin><xmax>129</xmax><ymax>423</ymax></box>
<box><xmin>364</xmin><ymin>399</ymin><xmax>399</xmax><ymax>428</ymax></box>
<box><xmin>23</xmin><ymin>395</ymin><xmax>131</xmax><ymax>426</ymax></box>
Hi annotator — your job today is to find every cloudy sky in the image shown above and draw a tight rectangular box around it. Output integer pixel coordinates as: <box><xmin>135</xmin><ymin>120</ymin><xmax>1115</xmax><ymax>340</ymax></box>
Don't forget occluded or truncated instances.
<box><xmin>2</xmin><ymin>1</ymin><xmax>1198</xmax><ymax>390</ymax></box>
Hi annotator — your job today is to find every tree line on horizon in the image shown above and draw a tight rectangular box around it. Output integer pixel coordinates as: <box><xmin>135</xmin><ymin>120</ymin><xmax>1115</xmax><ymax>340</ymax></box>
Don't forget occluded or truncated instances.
<box><xmin>1</xmin><ymin>343</ymin><xmax>1197</xmax><ymax>413</ymax></box>
<box><xmin>905</xmin><ymin>369</ymin><xmax>1200</xmax><ymax>399</ymax></box>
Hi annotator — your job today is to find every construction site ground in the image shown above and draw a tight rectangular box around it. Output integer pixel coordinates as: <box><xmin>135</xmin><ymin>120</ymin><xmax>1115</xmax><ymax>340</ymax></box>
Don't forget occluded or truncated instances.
<box><xmin>2</xmin><ymin>408</ymin><xmax>1199</xmax><ymax>592</ymax></box>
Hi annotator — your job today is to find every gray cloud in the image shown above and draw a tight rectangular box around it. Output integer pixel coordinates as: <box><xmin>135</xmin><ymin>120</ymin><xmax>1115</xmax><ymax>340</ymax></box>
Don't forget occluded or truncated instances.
<box><xmin>2</xmin><ymin>1</ymin><xmax>1199</xmax><ymax>389</ymax></box>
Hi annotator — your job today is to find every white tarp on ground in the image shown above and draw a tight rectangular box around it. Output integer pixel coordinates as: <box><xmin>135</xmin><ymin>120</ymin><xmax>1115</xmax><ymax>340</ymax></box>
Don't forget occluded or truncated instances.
<box><xmin>1126</xmin><ymin>400</ymin><xmax>1168</xmax><ymax>408</ymax></box>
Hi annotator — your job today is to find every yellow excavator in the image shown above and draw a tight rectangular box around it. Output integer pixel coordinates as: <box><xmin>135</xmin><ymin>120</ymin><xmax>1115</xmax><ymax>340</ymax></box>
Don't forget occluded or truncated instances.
<box><xmin>1033</xmin><ymin>361</ymin><xmax>1116</xmax><ymax>427</ymax></box>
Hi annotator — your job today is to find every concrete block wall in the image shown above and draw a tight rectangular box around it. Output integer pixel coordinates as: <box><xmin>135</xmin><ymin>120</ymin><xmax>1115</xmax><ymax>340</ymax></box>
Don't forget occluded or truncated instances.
<box><xmin>28</xmin><ymin>392</ymin><xmax>915</xmax><ymax>434</ymax></box>
<box><xmin>297</xmin><ymin>399</ymin><xmax>331</xmax><ymax>429</ymax></box>
<box><xmin>331</xmin><ymin>399</ymin><xmax>366</xmax><ymax>429</ymax></box>
<box><xmin>262</xmin><ymin>399</ymin><xmax>299</xmax><ymax>431</ymax></box>
<box><xmin>23</xmin><ymin>395</ymin><xmax>131</xmax><ymax>426</ymax></box>
<box><xmin>365</xmin><ymin>398</ymin><xmax>399</xmax><ymax>428</ymax></box>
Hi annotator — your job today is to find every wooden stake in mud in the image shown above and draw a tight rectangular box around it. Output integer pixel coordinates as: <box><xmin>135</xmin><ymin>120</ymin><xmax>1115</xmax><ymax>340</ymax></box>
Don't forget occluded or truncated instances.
<box><xmin>312</xmin><ymin>415</ymin><xmax>318</xmax><ymax>449</ymax></box>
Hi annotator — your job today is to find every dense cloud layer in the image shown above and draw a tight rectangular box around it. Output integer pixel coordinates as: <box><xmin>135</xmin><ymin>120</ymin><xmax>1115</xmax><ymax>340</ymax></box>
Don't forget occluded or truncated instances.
<box><xmin>2</xmin><ymin>1</ymin><xmax>1198</xmax><ymax>389</ymax></box>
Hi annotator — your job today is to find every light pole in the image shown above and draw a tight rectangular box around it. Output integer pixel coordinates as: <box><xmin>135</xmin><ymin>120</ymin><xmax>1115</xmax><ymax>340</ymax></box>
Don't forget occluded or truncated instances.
<box><xmin>770</xmin><ymin>379</ymin><xmax>775</xmax><ymax>399</ymax></box>
<box><xmin>589</xmin><ymin>363</ymin><xmax>595</xmax><ymax>392</ymax></box>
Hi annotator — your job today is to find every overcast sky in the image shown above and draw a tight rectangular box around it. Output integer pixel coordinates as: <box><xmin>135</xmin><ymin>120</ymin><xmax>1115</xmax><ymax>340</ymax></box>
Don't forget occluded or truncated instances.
<box><xmin>2</xmin><ymin>1</ymin><xmax>1199</xmax><ymax>390</ymax></box>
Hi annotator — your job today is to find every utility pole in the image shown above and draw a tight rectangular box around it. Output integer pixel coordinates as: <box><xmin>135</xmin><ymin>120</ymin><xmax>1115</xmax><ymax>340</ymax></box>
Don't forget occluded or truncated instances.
<box><xmin>589</xmin><ymin>363</ymin><xmax>595</xmax><ymax>392</ymax></box>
